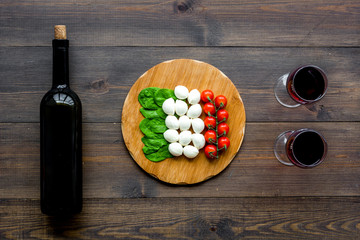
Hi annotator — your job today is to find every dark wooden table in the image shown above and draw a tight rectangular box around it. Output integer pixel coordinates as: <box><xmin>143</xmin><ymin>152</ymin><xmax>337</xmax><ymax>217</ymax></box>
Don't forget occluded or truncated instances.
<box><xmin>1</xmin><ymin>1</ymin><xmax>360</xmax><ymax>239</ymax></box>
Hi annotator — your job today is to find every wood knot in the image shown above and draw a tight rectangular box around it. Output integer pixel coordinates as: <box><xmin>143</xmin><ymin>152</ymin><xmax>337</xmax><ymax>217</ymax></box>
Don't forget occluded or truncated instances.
<box><xmin>89</xmin><ymin>78</ymin><xmax>109</xmax><ymax>94</ymax></box>
<box><xmin>174</xmin><ymin>0</ymin><xmax>195</xmax><ymax>13</ymax></box>
<box><xmin>209</xmin><ymin>226</ymin><xmax>217</xmax><ymax>232</ymax></box>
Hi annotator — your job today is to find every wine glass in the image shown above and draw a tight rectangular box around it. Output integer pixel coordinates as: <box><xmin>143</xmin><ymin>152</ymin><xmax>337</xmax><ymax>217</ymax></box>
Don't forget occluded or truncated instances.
<box><xmin>274</xmin><ymin>65</ymin><xmax>328</xmax><ymax>108</ymax></box>
<box><xmin>274</xmin><ymin>128</ymin><xmax>327</xmax><ymax>167</ymax></box>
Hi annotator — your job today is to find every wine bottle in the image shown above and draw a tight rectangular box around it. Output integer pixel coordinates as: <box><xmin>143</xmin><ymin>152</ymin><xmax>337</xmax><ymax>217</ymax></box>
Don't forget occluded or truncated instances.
<box><xmin>40</xmin><ymin>25</ymin><xmax>82</xmax><ymax>215</ymax></box>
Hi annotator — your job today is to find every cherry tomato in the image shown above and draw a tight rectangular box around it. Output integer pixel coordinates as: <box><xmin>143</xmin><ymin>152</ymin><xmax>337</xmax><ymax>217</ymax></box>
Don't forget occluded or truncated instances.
<box><xmin>201</xmin><ymin>90</ymin><xmax>214</xmax><ymax>103</ymax></box>
<box><xmin>204</xmin><ymin>116</ymin><xmax>216</xmax><ymax>129</ymax></box>
<box><xmin>218</xmin><ymin>137</ymin><xmax>230</xmax><ymax>150</ymax></box>
<box><xmin>203</xmin><ymin>102</ymin><xmax>216</xmax><ymax>116</ymax></box>
<box><xmin>205</xmin><ymin>145</ymin><xmax>218</xmax><ymax>159</ymax></box>
<box><xmin>217</xmin><ymin>109</ymin><xmax>229</xmax><ymax>122</ymax></box>
<box><xmin>215</xmin><ymin>95</ymin><xmax>227</xmax><ymax>109</ymax></box>
<box><xmin>204</xmin><ymin>130</ymin><xmax>217</xmax><ymax>144</ymax></box>
<box><xmin>217</xmin><ymin>123</ymin><xmax>229</xmax><ymax>136</ymax></box>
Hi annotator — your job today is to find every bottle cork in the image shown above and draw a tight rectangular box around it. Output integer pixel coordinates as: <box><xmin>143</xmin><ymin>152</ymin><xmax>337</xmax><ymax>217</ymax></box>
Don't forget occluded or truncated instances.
<box><xmin>54</xmin><ymin>25</ymin><xmax>67</xmax><ymax>39</ymax></box>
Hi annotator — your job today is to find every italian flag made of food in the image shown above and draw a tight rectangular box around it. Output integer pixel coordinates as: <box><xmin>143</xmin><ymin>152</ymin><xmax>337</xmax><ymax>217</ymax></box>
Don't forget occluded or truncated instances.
<box><xmin>138</xmin><ymin>86</ymin><xmax>229</xmax><ymax>162</ymax></box>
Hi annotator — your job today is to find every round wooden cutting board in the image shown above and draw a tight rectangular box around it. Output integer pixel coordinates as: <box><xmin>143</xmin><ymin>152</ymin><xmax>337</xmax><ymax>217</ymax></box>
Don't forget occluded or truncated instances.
<box><xmin>121</xmin><ymin>59</ymin><xmax>246</xmax><ymax>184</ymax></box>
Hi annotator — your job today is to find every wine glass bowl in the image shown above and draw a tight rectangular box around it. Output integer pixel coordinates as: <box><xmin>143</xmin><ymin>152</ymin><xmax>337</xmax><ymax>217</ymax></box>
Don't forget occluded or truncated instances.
<box><xmin>274</xmin><ymin>128</ymin><xmax>327</xmax><ymax>168</ymax></box>
<box><xmin>274</xmin><ymin>65</ymin><xmax>328</xmax><ymax>108</ymax></box>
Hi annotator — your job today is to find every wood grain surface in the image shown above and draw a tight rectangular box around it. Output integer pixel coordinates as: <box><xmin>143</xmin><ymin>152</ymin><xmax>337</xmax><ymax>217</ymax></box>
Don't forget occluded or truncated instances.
<box><xmin>1</xmin><ymin>122</ymin><xmax>359</xmax><ymax>199</ymax></box>
<box><xmin>1</xmin><ymin>198</ymin><xmax>360</xmax><ymax>240</ymax></box>
<box><xmin>0</xmin><ymin>47</ymin><xmax>359</xmax><ymax>123</ymax></box>
<box><xmin>0</xmin><ymin>0</ymin><xmax>359</xmax><ymax>47</ymax></box>
<box><xmin>122</xmin><ymin>59</ymin><xmax>245</xmax><ymax>184</ymax></box>
<box><xmin>1</xmin><ymin>0</ymin><xmax>359</xmax><ymax>239</ymax></box>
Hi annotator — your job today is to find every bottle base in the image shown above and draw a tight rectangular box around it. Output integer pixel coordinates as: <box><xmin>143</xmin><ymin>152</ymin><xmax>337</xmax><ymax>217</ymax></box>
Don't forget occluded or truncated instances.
<box><xmin>41</xmin><ymin>204</ymin><xmax>82</xmax><ymax>216</ymax></box>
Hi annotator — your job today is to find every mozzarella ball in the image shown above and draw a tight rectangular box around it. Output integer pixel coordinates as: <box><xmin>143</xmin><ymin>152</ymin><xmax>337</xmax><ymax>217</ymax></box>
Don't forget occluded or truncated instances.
<box><xmin>168</xmin><ymin>142</ymin><xmax>183</xmax><ymax>157</ymax></box>
<box><xmin>187</xmin><ymin>89</ymin><xmax>201</xmax><ymax>104</ymax></box>
<box><xmin>179</xmin><ymin>130</ymin><xmax>192</xmax><ymax>146</ymax></box>
<box><xmin>162</xmin><ymin>98</ymin><xmax>175</xmax><ymax>115</ymax></box>
<box><xmin>187</xmin><ymin>104</ymin><xmax>202</xmax><ymax>118</ymax></box>
<box><xmin>183</xmin><ymin>145</ymin><xmax>199</xmax><ymax>158</ymax></box>
<box><xmin>163</xmin><ymin>129</ymin><xmax>179</xmax><ymax>143</ymax></box>
<box><xmin>191</xmin><ymin>118</ymin><xmax>205</xmax><ymax>133</ymax></box>
<box><xmin>179</xmin><ymin>115</ymin><xmax>191</xmax><ymax>131</ymax></box>
<box><xmin>174</xmin><ymin>85</ymin><xmax>189</xmax><ymax>100</ymax></box>
<box><xmin>192</xmin><ymin>133</ymin><xmax>205</xmax><ymax>149</ymax></box>
<box><xmin>175</xmin><ymin>100</ymin><xmax>188</xmax><ymax>116</ymax></box>
<box><xmin>165</xmin><ymin>115</ymin><xmax>179</xmax><ymax>130</ymax></box>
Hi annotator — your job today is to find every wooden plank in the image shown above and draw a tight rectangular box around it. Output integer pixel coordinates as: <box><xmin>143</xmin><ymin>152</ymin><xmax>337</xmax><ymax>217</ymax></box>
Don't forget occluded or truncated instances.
<box><xmin>1</xmin><ymin>122</ymin><xmax>359</xmax><ymax>199</ymax></box>
<box><xmin>0</xmin><ymin>0</ymin><xmax>359</xmax><ymax>47</ymax></box>
<box><xmin>0</xmin><ymin>47</ymin><xmax>359</xmax><ymax>122</ymax></box>
<box><xmin>1</xmin><ymin>197</ymin><xmax>359</xmax><ymax>239</ymax></box>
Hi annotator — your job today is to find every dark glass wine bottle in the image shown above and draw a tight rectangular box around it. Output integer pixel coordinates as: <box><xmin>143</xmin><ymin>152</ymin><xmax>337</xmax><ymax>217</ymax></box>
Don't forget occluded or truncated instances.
<box><xmin>40</xmin><ymin>25</ymin><xmax>82</xmax><ymax>215</ymax></box>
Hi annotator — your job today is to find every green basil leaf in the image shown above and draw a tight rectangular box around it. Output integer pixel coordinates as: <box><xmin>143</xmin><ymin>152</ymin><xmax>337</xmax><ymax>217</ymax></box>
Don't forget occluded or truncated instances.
<box><xmin>142</xmin><ymin>145</ymin><xmax>159</xmax><ymax>155</ymax></box>
<box><xmin>141</xmin><ymin>137</ymin><xmax>168</xmax><ymax>148</ymax></box>
<box><xmin>139</xmin><ymin>119</ymin><xmax>163</xmax><ymax>138</ymax></box>
<box><xmin>145</xmin><ymin>144</ymin><xmax>173</xmax><ymax>162</ymax></box>
<box><xmin>156</xmin><ymin>108</ymin><xmax>167</xmax><ymax>119</ymax></box>
<box><xmin>148</xmin><ymin>117</ymin><xmax>167</xmax><ymax>133</ymax></box>
<box><xmin>140</xmin><ymin>108</ymin><xmax>160</xmax><ymax>119</ymax></box>
<box><xmin>138</xmin><ymin>87</ymin><xmax>160</xmax><ymax>109</ymax></box>
<box><xmin>154</xmin><ymin>89</ymin><xmax>176</xmax><ymax>107</ymax></box>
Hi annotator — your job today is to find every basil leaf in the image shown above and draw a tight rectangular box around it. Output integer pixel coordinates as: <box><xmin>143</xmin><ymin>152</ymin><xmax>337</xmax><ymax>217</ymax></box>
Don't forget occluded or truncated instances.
<box><xmin>156</xmin><ymin>108</ymin><xmax>167</xmax><ymax>119</ymax></box>
<box><xmin>142</xmin><ymin>145</ymin><xmax>159</xmax><ymax>155</ymax></box>
<box><xmin>138</xmin><ymin>87</ymin><xmax>176</xmax><ymax>162</ymax></box>
<box><xmin>148</xmin><ymin>117</ymin><xmax>167</xmax><ymax>133</ymax></box>
<box><xmin>140</xmin><ymin>107</ymin><xmax>167</xmax><ymax>120</ymax></box>
<box><xmin>141</xmin><ymin>137</ymin><xmax>168</xmax><ymax>148</ymax></box>
<box><xmin>145</xmin><ymin>145</ymin><xmax>173</xmax><ymax>162</ymax></box>
<box><xmin>138</xmin><ymin>87</ymin><xmax>160</xmax><ymax>109</ymax></box>
<box><xmin>154</xmin><ymin>89</ymin><xmax>176</xmax><ymax>107</ymax></box>
<box><xmin>140</xmin><ymin>108</ymin><xmax>160</xmax><ymax>119</ymax></box>
<box><xmin>139</xmin><ymin>119</ymin><xmax>163</xmax><ymax>138</ymax></box>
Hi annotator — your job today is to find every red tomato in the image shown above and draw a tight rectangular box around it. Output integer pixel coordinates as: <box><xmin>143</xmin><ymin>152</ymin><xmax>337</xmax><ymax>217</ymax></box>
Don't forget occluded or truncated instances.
<box><xmin>201</xmin><ymin>90</ymin><xmax>214</xmax><ymax>103</ymax></box>
<box><xmin>204</xmin><ymin>130</ymin><xmax>217</xmax><ymax>144</ymax></box>
<box><xmin>203</xmin><ymin>102</ymin><xmax>216</xmax><ymax>116</ymax></box>
<box><xmin>217</xmin><ymin>109</ymin><xmax>229</xmax><ymax>122</ymax></box>
<box><xmin>217</xmin><ymin>123</ymin><xmax>229</xmax><ymax>136</ymax></box>
<box><xmin>218</xmin><ymin>137</ymin><xmax>230</xmax><ymax>150</ymax></box>
<box><xmin>215</xmin><ymin>95</ymin><xmax>227</xmax><ymax>109</ymax></box>
<box><xmin>205</xmin><ymin>145</ymin><xmax>218</xmax><ymax>159</ymax></box>
<box><xmin>204</xmin><ymin>116</ymin><xmax>216</xmax><ymax>129</ymax></box>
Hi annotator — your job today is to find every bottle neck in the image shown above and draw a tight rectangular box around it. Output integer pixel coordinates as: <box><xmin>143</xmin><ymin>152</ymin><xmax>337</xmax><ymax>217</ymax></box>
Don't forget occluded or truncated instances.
<box><xmin>52</xmin><ymin>39</ymin><xmax>69</xmax><ymax>88</ymax></box>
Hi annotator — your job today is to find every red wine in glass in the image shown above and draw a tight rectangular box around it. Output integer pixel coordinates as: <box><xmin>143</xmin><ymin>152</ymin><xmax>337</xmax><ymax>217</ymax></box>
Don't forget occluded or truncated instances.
<box><xmin>274</xmin><ymin>65</ymin><xmax>328</xmax><ymax>108</ymax></box>
<box><xmin>286</xmin><ymin>129</ymin><xmax>327</xmax><ymax>167</ymax></box>
<box><xmin>287</xmin><ymin>65</ymin><xmax>328</xmax><ymax>104</ymax></box>
<box><xmin>274</xmin><ymin>128</ymin><xmax>327</xmax><ymax>167</ymax></box>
